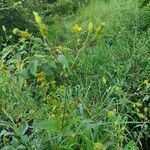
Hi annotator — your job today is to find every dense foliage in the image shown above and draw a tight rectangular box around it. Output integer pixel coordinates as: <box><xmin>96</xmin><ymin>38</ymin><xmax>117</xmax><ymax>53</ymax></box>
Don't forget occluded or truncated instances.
<box><xmin>0</xmin><ymin>0</ymin><xmax>150</xmax><ymax>149</ymax></box>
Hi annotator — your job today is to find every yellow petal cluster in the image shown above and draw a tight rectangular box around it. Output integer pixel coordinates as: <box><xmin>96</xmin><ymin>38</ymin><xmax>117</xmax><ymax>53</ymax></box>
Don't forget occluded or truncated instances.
<box><xmin>33</xmin><ymin>11</ymin><xmax>42</xmax><ymax>26</ymax></box>
<box><xmin>33</xmin><ymin>12</ymin><xmax>48</xmax><ymax>38</ymax></box>
<box><xmin>73</xmin><ymin>23</ymin><xmax>82</xmax><ymax>32</ymax></box>
<box><xmin>13</xmin><ymin>28</ymin><xmax>31</xmax><ymax>40</ymax></box>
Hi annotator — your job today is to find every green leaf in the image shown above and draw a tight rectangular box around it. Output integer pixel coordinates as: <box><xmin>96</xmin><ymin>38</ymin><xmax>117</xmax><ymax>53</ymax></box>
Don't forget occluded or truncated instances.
<box><xmin>57</xmin><ymin>54</ymin><xmax>69</xmax><ymax>69</ymax></box>
<box><xmin>33</xmin><ymin>120</ymin><xmax>60</xmax><ymax>133</ymax></box>
<box><xmin>29</xmin><ymin>60</ymin><xmax>39</xmax><ymax>76</ymax></box>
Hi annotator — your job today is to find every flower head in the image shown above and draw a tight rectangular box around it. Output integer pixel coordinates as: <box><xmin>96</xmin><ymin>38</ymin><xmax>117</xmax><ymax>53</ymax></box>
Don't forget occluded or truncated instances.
<box><xmin>96</xmin><ymin>22</ymin><xmax>105</xmax><ymax>35</ymax></box>
<box><xmin>33</xmin><ymin>11</ymin><xmax>42</xmax><ymax>26</ymax></box>
<box><xmin>40</xmin><ymin>23</ymin><xmax>48</xmax><ymax>37</ymax></box>
<box><xmin>73</xmin><ymin>23</ymin><xmax>81</xmax><ymax>32</ymax></box>
<box><xmin>144</xmin><ymin>80</ymin><xmax>149</xmax><ymax>85</ymax></box>
<box><xmin>88</xmin><ymin>22</ymin><xmax>93</xmax><ymax>33</ymax></box>
<box><xmin>13</xmin><ymin>28</ymin><xmax>32</xmax><ymax>40</ymax></box>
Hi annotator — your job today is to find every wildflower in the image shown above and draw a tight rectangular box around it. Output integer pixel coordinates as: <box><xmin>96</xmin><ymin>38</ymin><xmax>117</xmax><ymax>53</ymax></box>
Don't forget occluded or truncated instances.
<box><xmin>36</xmin><ymin>72</ymin><xmax>45</xmax><ymax>87</ymax></box>
<box><xmin>36</xmin><ymin>71</ymin><xmax>45</xmax><ymax>81</ymax></box>
<box><xmin>102</xmin><ymin>77</ymin><xmax>107</xmax><ymax>85</ymax></box>
<box><xmin>33</xmin><ymin>11</ymin><xmax>42</xmax><ymax>26</ymax></box>
<box><xmin>40</xmin><ymin>23</ymin><xmax>48</xmax><ymax>37</ymax></box>
<box><xmin>33</xmin><ymin>12</ymin><xmax>48</xmax><ymax>38</ymax></box>
<box><xmin>73</xmin><ymin>23</ymin><xmax>81</xmax><ymax>32</ymax></box>
<box><xmin>96</xmin><ymin>22</ymin><xmax>105</xmax><ymax>36</ymax></box>
<box><xmin>88</xmin><ymin>22</ymin><xmax>93</xmax><ymax>33</ymax></box>
<box><xmin>13</xmin><ymin>28</ymin><xmax>32</xmax><ymax>40</ymax></box>
<box><xmin>144</xmin><ymin>80</ymin><xmax>149</xmax><ymax>85</ymax></box>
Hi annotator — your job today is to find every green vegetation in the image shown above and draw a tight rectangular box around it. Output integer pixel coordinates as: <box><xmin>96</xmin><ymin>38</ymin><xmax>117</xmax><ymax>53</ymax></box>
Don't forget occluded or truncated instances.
<box><xmin>0</xmin><ymin>0</ymin><xmax>149</xmax><ymax>149</ymax></box>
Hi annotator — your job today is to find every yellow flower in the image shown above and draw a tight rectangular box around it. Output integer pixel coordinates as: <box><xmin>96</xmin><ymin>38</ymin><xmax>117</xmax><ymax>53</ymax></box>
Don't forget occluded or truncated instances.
<box><xmin>73</xmin><ymin>23</ymin><xmax>81</xmax><ymax>32</ymax></box>
<box><xmin>33</xmin><ymin>12</ymin><xmax>48</xmax><ymax>37</ymax></box>
<box><xmin>102</xmin><ymin>77</ymin><xmax>107</xmax><ymax>85</ymax></box>
<box><xmin>96</xmin><ymin>22</ymin><xmax>105</xmax><ymax>35</ymax></box>
<box><xmin>13</xmin><ymin>28</ymin><xmax>32</xmax><ymax>40</ymax></box>
<box><xmin>88</xmin><ymin>22</ymin><xmax>93</xmax><ymax>33</ymax></box>
<box><xmin>33</xmin><ymin>11</ymin><xmax>42</xmax><ymax>26</ymax></box>
<box><xmin>144</xmin><ymin>80</ymin><xmax>149</xmax><ymax>85</ymax></box>
<box><xmin>36</xmin><ymin>71</ymin><xmax>45</xmax><ymax>79</ymax></box>
<box><xmin>40</xmin><ymin>23</ymin><xmax>48</xmax><ymax>37</ymax></box>
<box><xmin>36</xmin><ymin>71</ymin><xmax>45</xmax><ymax>86</ymax></box>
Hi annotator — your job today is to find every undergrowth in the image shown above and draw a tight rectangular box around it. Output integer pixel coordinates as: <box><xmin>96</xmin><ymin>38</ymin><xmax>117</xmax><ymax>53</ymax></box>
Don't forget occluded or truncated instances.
<box><xmin>0</xmin><ymin>0</ymin><xmax>150</xmax><ymax>149</ymax></box>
